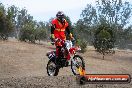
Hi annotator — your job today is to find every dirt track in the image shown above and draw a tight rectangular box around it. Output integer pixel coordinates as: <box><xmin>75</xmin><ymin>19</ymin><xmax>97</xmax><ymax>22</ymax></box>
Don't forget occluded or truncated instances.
<box><xmin>0</xmin><ymin>40</ymin><xmax>132</xmax><ymax>88</ymax></box>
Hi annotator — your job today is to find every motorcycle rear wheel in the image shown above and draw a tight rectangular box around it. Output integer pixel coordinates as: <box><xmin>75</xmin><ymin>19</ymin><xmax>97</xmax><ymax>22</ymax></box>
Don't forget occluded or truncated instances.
<box><xmin>47</xmin><ymin>59</ymin><xmax>59</xmax><ymax>76</ymax></box>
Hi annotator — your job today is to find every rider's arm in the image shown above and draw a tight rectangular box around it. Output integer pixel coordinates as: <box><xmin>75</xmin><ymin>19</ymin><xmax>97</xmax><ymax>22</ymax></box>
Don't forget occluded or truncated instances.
<box><xmin>66</xmin><ymin>26</ymin><xmax>70</xmax><ymax>35</ymax></box>
<box><xmin>51</xmin><ymin>24</ymin><xmax>55</xmax><ymax>34</ymax></box>
<box><xmin>66</xmin><ymin>26</ymin><xmax>73</xmax><ymax>39</ymax></box>
<box><xmin>50</xmin><ymin>24</ymin><xmax>56</xmax><ymax>41</ymax></box>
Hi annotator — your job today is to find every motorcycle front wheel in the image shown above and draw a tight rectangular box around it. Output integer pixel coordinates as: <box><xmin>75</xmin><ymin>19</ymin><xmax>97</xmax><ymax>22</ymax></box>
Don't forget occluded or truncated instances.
<box><xmin>47</xmin><ymin>59</ymin><xmax>59</xmax><ymax>76</ymax></box>
<box><xmin>71</xmin><ymin>55</ymin><xmax>85</xmax><ymax>75</ymax></box>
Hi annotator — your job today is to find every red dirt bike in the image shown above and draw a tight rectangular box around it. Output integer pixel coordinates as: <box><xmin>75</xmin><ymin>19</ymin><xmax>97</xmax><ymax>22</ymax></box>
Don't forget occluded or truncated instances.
<box><xmin>46</xmin><ymin>38</ymin><xmax>85</xmax><ymax>76</ymax></box>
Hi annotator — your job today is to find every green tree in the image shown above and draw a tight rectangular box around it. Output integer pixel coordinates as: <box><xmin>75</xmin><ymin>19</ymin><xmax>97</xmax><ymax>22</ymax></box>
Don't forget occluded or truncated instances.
<box><xmin>77</xmin><ymin>0</ymin><xmax>132</xmax><ymax>55</ymax></box>
<box><xmin>35</xmin><ymin>21</ymin><xmax>48</xmax><ymax>43</ymax></box>
<box><xmin>0</xmin><ymin>3</ymin><xmax>14</xmax><ymax>40</ymax></box>
<box><xmin>81</xmin><ymin>0</ymin><xmax>132</xmax><ymax>38</ymax></box>
<box><xmin>19</xmin><ymin>20</ymin><xmax>36</xmax><ymax>43</ymax></box>
<box><xmin>7</xmin><ymin>5</ymin><xmax>18</xmax><ymax>37</ymax></box>
<box><xmin>93</xmin><ymin>22</ymin><xmax>115</xmax><ymax>59</ymax></box>
<box><xmin>16</xmin><ymin>8</ymin><xmax>30</xmax><ymax>39</ymax></box>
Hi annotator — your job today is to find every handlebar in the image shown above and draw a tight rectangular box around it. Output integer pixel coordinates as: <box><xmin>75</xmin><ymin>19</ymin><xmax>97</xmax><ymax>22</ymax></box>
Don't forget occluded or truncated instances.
<box><xmin>50</xmin><ymin>38</ymin><xmax>76</xmax><ymax>46</ymax></box>
<box><xmin>50</xmin><ymin>38</ymin><xmax>62</xmax><ymax>45</ymax></box>
<box><xmin>50</xmin><ymin>38</ymin><xmax>81</xmax><ymax>51</ymax></box>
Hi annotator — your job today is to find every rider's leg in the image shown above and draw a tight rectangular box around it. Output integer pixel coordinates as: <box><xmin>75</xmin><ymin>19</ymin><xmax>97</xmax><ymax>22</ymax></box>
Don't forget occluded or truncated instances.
<box><xmin>56</xmin><ymin>46</ymin><xmax>61</xmax><ymax>58</ymax></box>
<box><xmin>59</xmin><ymin>32</ymin><xmax>70</xmax><ymax>61</ymax></box>
<box><xmin>66</xmin><ymin>53</ymin><xmax>70</xmax><ymax>60</ymax></box>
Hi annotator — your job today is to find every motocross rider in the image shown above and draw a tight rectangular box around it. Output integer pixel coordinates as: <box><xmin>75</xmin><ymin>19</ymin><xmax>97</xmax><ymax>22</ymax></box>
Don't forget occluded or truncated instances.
<box><xmin>50</xmin><ymin>11</ymin><xmax>74</xmax><ymax>64</ymax></box>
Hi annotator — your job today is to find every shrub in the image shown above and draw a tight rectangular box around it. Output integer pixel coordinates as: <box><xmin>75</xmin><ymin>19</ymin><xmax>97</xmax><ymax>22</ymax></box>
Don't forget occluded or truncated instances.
<box><xmin>76</xmin><ymin>39</ymin><xmax>87</xmax><ymax>53</ymax></box>
<box><xmin>93</xmin><ymin>24</ymin><xmax>115</xmax><ymax>59</ymax></box>
<box><xmin>19</xmin><ymin>28</ymin><xmax>36</xmax><ymax>43</ymax></box>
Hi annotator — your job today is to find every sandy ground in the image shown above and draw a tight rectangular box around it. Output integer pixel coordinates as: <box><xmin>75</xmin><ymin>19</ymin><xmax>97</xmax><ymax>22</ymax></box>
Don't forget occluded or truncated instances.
<box><xmin>0</xmin><ymin>40</ymin><xmax>132</xmax><ymax>88</ymax></box>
